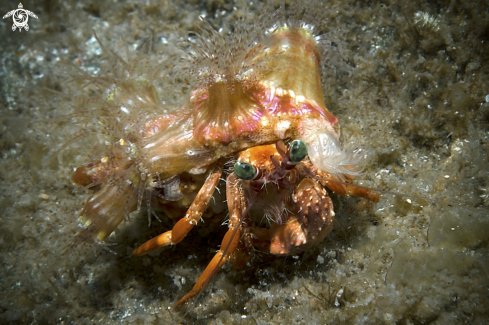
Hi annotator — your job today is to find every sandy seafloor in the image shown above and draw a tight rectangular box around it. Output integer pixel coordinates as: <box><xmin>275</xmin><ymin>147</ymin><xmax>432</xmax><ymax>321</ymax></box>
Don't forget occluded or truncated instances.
<box><xmin>1</xmin><ymin>0</ymin><xmax>488</xmax><ymax>324</ymax></box>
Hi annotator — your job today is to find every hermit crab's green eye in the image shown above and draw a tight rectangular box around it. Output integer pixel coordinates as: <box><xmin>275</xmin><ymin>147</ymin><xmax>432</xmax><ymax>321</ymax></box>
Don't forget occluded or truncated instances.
<box><xmin>234</xmin><ymin>161</ymin><xmax>256</xmax><ymax>180</ymax></box>
<box><xmin>290</xmin><ymin>139</ymin><xmax>308</xmax><ymax>163</ymax></box>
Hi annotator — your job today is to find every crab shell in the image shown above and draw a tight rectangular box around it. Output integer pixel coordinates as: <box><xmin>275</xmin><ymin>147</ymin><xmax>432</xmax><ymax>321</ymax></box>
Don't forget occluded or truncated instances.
<box><xmin>140</xmin><ymin>26</ymin><xmax>339</xmax><ymax>179</ymax></box>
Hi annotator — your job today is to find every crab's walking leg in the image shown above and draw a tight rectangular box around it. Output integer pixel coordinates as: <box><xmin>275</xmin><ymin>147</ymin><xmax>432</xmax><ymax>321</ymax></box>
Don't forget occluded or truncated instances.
<box><xmin>132</xmin><ymin>166</ymin><xmax>222</xmax><ymax>256</ymax></box>
<box><xmin>175</xmin><ymin>225</ymin><xmax>241</xmax><ymax>306</ymax></box>
<box><xmin>175</xmin><ymin>173</ymin><xmax>245</xmax><ymax>306</ymax></box>
<box><xmin>322</xmin><ymin>179</ymin><xmax>380</xmax><ymax>202</ymax></box>
<box><xmin>300</xmin><ymin>161</ymin><xmax>379</xmax><ymax>202</ymax></box>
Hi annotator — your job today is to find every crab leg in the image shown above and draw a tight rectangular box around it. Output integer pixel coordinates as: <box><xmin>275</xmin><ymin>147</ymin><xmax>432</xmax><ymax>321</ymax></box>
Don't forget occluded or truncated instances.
<box><xmin>175</xmin><ymin>225</ymin><xmax>241</xmax><ymax>306</ymax></box>
<box><xmin>132</xmin><ymin>166</ymin><xmax>222</xmax><ymax>256</ymax></box>
<box><xmin>175</xmin><ymin>173</ymin><xmax>245</xmax><ymax>306</ymax></box>
<box><xmin>322</xmin><ymin>179</ymin><xmax>379</xmax><ymax>202</ymax></box>
<box><xmin>300</xmin><ymin>161</ymin><xmax>379</xmax><ymax>202</ymax></box>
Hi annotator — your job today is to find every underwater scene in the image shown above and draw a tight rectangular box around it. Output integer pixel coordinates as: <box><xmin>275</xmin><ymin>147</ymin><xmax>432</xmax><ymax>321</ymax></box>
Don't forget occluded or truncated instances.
<box><xmin>1</xmin><ymin>0</ymin><xmax>488</xmax><ymax>324</ymax></box>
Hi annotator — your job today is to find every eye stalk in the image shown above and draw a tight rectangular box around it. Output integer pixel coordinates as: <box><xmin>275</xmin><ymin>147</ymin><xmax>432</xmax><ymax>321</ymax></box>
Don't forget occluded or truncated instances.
<box><xmin>289</xmin><ymin>139</ymin><xmax>308</xmax><ymax>163</ymax></box>
<box><xmin>234</xmin><ymin>161</ymin><xmax>257</xmax><ymax>180</ymax></box>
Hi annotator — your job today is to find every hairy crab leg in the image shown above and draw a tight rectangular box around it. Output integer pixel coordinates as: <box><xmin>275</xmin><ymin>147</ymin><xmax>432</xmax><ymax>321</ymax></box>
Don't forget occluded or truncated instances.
<box><xmin>175</xmin><ymin>173</ymin><xmax>245</xmax><ymax>306</ymax></box>
<box><xmin>321</xmin><ymin>179</ymin><xmax>380</xmax><ymax>202</ymax></box>
<box><xmin>132</xmin><ymin>166</ymin><xmax>222</xmax><ymax>256</ymax></box>
<box><xmin>175</xmin><ymin>225</ymin><xmax>241</xmax><ymax>306</ymax></box>
<box><xmin>300</xmin><ymin>161</ymin><xmax>380</xmax><ymax>202</ymax></box>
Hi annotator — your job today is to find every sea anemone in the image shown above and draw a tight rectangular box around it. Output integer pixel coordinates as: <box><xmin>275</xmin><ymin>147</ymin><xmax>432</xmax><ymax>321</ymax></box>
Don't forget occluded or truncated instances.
<box><xmin>178</xmin><ymin>0</ymin><xmax>351</xmax><ymax>143</ymax></box>
<box><xmin>62</xmin><ymin>33</ymin><xmax>174</xmax><ymax>243</ymax></box>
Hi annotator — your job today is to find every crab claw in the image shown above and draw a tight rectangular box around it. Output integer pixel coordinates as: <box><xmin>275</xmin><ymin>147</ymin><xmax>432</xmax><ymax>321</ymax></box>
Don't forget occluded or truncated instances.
<box><xmin>269</xmin><ymin>178</ymin><xmax>334</xmax><ymax>255</ymax></box>
<box><xmin>269</xmin><ymin>217</ymin><xmax>307</xmax><ymax>255</ymax></box>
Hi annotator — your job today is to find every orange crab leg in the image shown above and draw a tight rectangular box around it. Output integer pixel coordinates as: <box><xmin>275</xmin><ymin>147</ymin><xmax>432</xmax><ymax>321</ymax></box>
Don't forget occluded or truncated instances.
<box><xmin>301</xmin><ymin>161</ymin><xmax>379</xmax><ymax>202</ymax></box>
<box><xmin>175</xmin><ymin>226</ymin><xmax>241</xmax><ymax>306</ymax></box>
<box><xmin>132</xmin><ymin>166</ymin><xmax>222</xmax><ymax>256</ymax></box>
<box><xmin>323</xmin><ymin>180</ymin><xmax>380</xmax><ymax>202</ymax></box>
<box><xmin>176</xmin><ymin>173</ymin><xmax>246</xmax><ymax>306</ymax></box>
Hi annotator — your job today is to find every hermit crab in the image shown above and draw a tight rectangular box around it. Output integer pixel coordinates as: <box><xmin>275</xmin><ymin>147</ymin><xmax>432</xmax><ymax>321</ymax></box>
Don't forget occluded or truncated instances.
<box><xmin>132</xmin><ymin>139</ymin><xmax>378</xmax><ymax>305</ymax></box>
<box><xmin>62</xmin><ymin>1</ymin><xmax>377</xmax><ymax>307</ymax></box>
